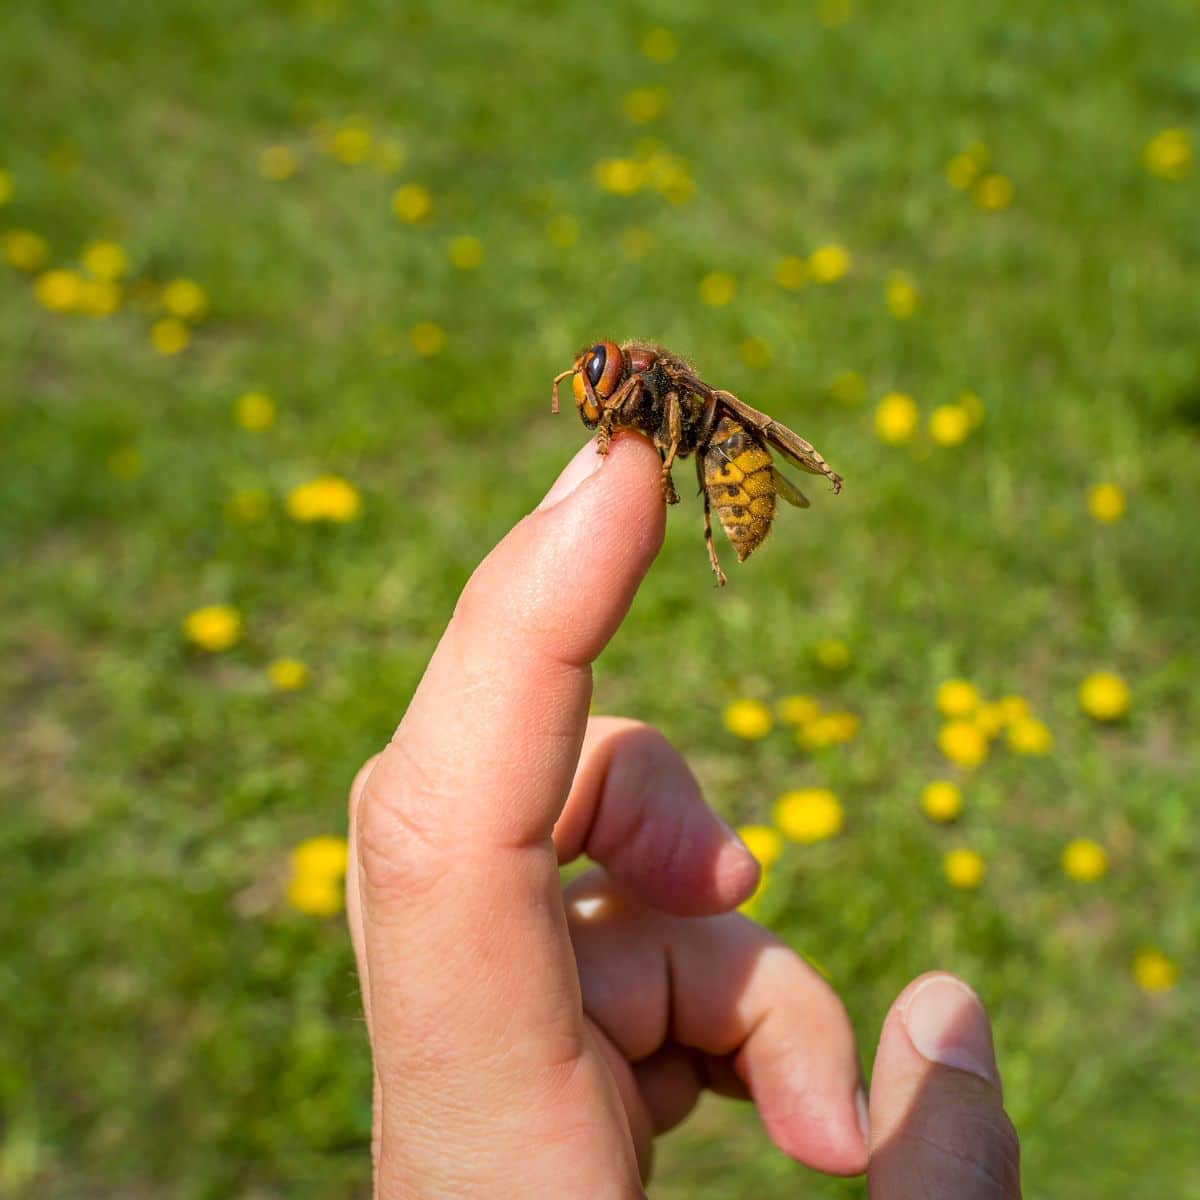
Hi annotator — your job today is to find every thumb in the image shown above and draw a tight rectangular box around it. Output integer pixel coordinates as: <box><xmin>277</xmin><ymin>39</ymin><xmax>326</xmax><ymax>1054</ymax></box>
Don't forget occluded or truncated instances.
<box><xmin>868</xmin><ymin>973</ymin><xmax>1022</xmax><ymax>1199</ymax></box>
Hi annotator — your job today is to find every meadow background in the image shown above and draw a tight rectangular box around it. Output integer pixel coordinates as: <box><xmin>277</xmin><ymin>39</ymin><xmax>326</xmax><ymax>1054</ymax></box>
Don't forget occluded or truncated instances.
<box><xmin>2</xmin><ymin>1</ymin><xmax>1198</xmax><ymax>1196</ymax></box>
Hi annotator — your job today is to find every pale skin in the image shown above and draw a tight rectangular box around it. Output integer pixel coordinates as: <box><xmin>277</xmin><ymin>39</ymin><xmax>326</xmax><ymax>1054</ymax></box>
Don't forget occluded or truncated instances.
<box><xmin>346</xmin><ymin>433</ymin><xmax>1022</xmax><ymax>1198</ymax></box>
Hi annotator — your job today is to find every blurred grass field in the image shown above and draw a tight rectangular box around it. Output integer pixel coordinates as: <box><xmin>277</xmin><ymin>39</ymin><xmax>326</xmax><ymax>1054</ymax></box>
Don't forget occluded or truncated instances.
<box><xmin>2</xmin><ymin>1</ymin><xmax>1198</xmax><ymax>1196</ymax></box>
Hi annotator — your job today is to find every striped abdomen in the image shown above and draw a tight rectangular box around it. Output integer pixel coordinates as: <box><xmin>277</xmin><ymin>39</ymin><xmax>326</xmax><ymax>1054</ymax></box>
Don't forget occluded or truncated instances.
<box><xmin>702</xmin><ymin>416</ymin><xmax>776</xmax><ymax>562</ymax></box>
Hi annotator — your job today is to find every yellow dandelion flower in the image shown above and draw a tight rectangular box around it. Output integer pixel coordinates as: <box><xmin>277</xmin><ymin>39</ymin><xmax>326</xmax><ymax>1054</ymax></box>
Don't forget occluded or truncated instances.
<box><xmin>737</xmin><ymin>824</ymin><xmax>783</xmax><ymax>867</ymax></box>
<box><xmin>81</xmin><ymin>240</ymin><xmax>127</xmax><ymax>281</ymax></box>
<box><xmin>929</xmin><ymin>404</ymin><xmax>971</xmax><ymax>447</ymax></box>
<box><xmin>3</xmin><ymin>229</ymin><xmax>50</xmax><ymax>271</ymax></box>
<box><xmin>776</xmin><ymin>694</ymin><xmax>822</xmax><ymax>726</ymax></box>
<box><xmin>286</xmin><ymin>873</ymin><xmax>344</xmax><ymax>916</ymax></box>
<box><xmin>162</xmin><ymin>278</ymin><xmax>208</xmax><ymax>320</ymax></box>
<box><xmin>773</xmin><ymin>788</ymin><xmax>843</xmax><ymax>843</ymax></box>
<box><xmin>183</xmin><ymin>604</ymin><xmax>242</xmax><ymax>652</ymax></box>
<box><xmin>799</xmin><ymin>711</ymin><xmax>860</xmax><ymax>750</ymax></box>
<box><xmin>739</xmin><ymin>336</ymin><xmax>773</xmax><ymax>369</ymax></box>
<box><xmin>921</xmin><ymin>780</ymin><xmax>963</xmax><ymax>823</ymax></box>
<box><xmin>809</xmin><ymin>243</ymin><xmax>850</xmax><ymax>282</ymax></box>
<box><xmin>285</xmin><ymin>475</ymin><xmax>362</xmax><ymax>523</ymax></box>
<box><xmin>106</xmin><ymin>446</ymin><xmax>142</xmax><ymax>480</ymax></box>
<box><xmin>448</xmin><ymin>234</ymin><xmax>484</xmax><ymax>270</ymax></box>
<box><xmin>885</xmin><ymin>270</ymin><xmax>918</xmax><ymax>319</ymax></box>
<box><xmin>331</xmin><ymin>121</ymin><xmax>372</xmax><ymax>165</ymax></box>
<box><xmin>150</xmin><ymin>317</ymin><xmax>190</xmax><ymax>355</ymax></box>
<box><xmin>722</xmin><ymin>698</ymin><xmax>773</xmax><ymax>740</ymax></box>
<box><xmin>973</xmin><ymin>702</ymin><xmax>1006</xmax><ymax>739</ymax></box>
<box><xmin>0</xmin><ymin>168</ymin><xmax>10</xmax><ymax>204</ymax></box>
<box><xmin>815</xmin><ymin>638</ymin><xmax>851</xmax><ymax>671</ymax></box>
<box><xmin>775</xmin><ymin>254</ymin><xmax>808</xmax><ymax>289</ymax></box>
<box><xmin>1132</xmin><ymin>947</ymin><xmax>1178</xmax><ymax>993</ymax></box>
<box><xmin>1007</xmin><ymin>716</ymin><xmax>1053</xmax><ymax>756</ymax></box>
<box><xmin>409</xmin><ymin>320</ymin><xmax>445</xmax><ymax>357</ymax></box>
<box><xmin>226</xmin><ymin>487</ymin><xmax>269</xmax><ymax>523</ymax></box>
<box><xmin>259</xmin><ymin>143</ymin><xmax>297</xmax><ymax>180</ymax></box>
<box><xmin>1087</xmin><ymin>482</ymin><xmax>1125</xmax><ymax>523</ymax></box>
<box><xmin>264</xmin><ymin>660</ymin><xmax>307</xmax><ymax>695</ymax></box>
<box><xmin>641</xmin><ymin>27</ymin><xmax>678</xmax><ymax>62</ymax></box>
<box><xmin>958</xmin><ymin>390</ymin><xmax>986</xmax><ymax>428</ymax></box>
<box><xmin>546</xmin><ymin>213</ymin><xmax>580</xmax><ymax>247</ymax></box>
<box><xmin>78</xmin><ymin>279</ymin><xmax>122</xmax><ymax>317</ymax></box>
<box><xmin>1061</xmin><ymin>838</ymin><xmax>1108</xmax><ymax>882</ymax></box>
<box><xmin>874</xmin><ymin>392</ymin><xmax>919</xmax><ymax>445</ymax></box>
<box><xmin>624</xmin><ymin>85</ymin><xmax>669</xmax><ymax>124</ymax></box>
<box><xmin>593</xmin><ymin>157</ymin><xmax>645</xmax><ymax>195</ymax></box>
<box><xmin>938</xmin><ymin>720</ymin><xmax>988</xmax><ymax>769</ymax></box>
<box><xmin>830</xmin><ymin>369</ymin><xmax>866</xmax><ymax>406</ymax></box>
<box><xmin>996</xmin><ymin>694</ymin><xmax>1030</xmax><ymax>724</ymax></box>
<box><xmin>943</xmin><ymin>848</ymin><xmax>985</xmax><ymax>889</ymax></box>
<box><xmin>372</xmin><ymin>136</ymin><xmax>406</xmax><ymax>174</ymax></box>
<box><xmin>1079</xmin><ymin>672</ymin><xmax>1130</xmax><ymax>722</ymax></box>
<box><xmin>936</xmin><ymin>679</ymin><xmax>980</xmax><ymax>717</ymax></box>
<box><xmin>945</xmin><ymin>152</ymin><xmax>981</xmax><ymax>190</ymax></box>
<box><xmin>235</xmin><ymin>391</ymin><xmax>276</xmax><ymax>431</ymax></box>
<box><xmin>620</xmin><ymin>226</ymin><xmax>653</xmax><ymax>260</ymax></box>
<box><xmin>34</xmin><ymin>268</ymin><xmax>84</xmax><ymax>312</ymax></box>
<box><xmin>698</xmin><ymin>270</ymin><xmax>736</xmax><ymax>307</ymax></box>
<box><xmin>1143</xmin><ymin>128</ymin><xmax>1192</xmax><ymax>181</ymax></box>
<box><xmin>817</xmin><ymin>0</ymin><xmax>853</xmax><ymax>26</ymax></box>
<box><xmin>392</xmin><ymin>183</ymin><xmax>432</xmax><ymax>223</ymax></box>
<box><xmin>973</xmin><ymin>173</ymin><xmax>1014</xmax><ymax>211</ymax></box>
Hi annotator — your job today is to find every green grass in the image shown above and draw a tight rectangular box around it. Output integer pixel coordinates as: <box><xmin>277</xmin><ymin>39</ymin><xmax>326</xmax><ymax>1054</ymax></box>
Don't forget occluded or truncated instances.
<box><xmin>2</xmin><ymin>1</ymin><xmax>1198</xmax><ymax>1196</ymax></box>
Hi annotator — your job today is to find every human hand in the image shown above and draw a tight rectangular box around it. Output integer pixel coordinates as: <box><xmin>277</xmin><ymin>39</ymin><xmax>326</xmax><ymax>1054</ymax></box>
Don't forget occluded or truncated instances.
<box><xmin>345</xmin><ymin>433</ymin><xmax>1020</xmax><ymax>1198</ymax></box>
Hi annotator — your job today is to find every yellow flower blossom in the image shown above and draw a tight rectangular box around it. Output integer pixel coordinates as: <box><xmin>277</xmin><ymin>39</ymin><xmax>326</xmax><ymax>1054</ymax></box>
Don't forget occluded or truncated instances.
<box><xmin>1079</xmin><ymin>672</ymin><xmax>1130</xmax><ymax>722</ymax></box>
<box><xmin>921</xmin><ymin>780</ymin><xmax>963</xmax><ymax>823</ymax></box>
<box><xmin>945</xmin><ymin>152</ymin><xmax>981</xmax><ymax>190</ymax></box>
<box><xmin>798</xmin><ymin>711</ymin><xmax>860</xmax><ymax>750</ymax></box>
<box><xmin>973</xmin><ymin>173</ymin><xmax>1014</xmax><ymax>211</ymax></box>
<box><xmin>593</xmin><ymin>157</ymin><xmax>645</xmax><ymax>195</ymax></box>
<box><xmin>1132</xmin><ymin>947</ymin><xmax>1178</xmax><ymax>993</ymax></box>
<box><xmin>285</xmin><ymin>475</ymin><xmax>362</xmax><ymax>523</ymax></box>
<box><xmin>287</xmin><ymin>873</ymin><xmax>343</xmax><ymax>915</ymax></box>
<box><xmin>448</xmin><ymin>234</ymin><xmax>484</xmax><ymax>270</ymax></box>
<box><xmin>78</xmin><ymin>279</ymin><xmax>122</xmax><ymax>317</ymax></box>
<box><xmin>546</xmin><ymin>213</ymin><xmax>580</xmax><ymax>247</ymax></box>
<box><xmin>1061</xmin><ymin>838</ymin><xmax>1108</xmax><ymax>882</ymax></box>
<box><xmin>162</xmin><ymin>278</ymin><xmax>208</xmax><ymax>320</ymax></box>
<box><xmin>150</xmin><ymin>317</ymin><xmax>190</xmax><ymax>355</ymax></box>
<box><xmin>875</xmin><ymin>392</ymin><xmax>919</xmax><ymax>444</ymax></box>
<box><xmin>1143</xmin><ymin>128</ymin><xmax>1191</xmax><ymax>181</ymax></box>
<box><xmin>641</xmin><ymin>27</ymin><xmax>678</xmax><ymax>62</ymax></box>
<box><xmin>808</xmin><ymin>243</ymin><xmax>850</xmax><ymax>282</ymax></box>
<box><xmin>996</xmin><ymin>695</ymin><xmax>1030</xmax><ymax>724</ymax></box>
<box><xmin>815</xmin><ymin>638</ymin><xmax>851</xmax><ymax>671</ymax></box>
<box><xmin>957</xmin><ymin>390</ymin><xmax>986</xmax><ymax>428</ymax></box>
<box><xmin>929</xmin><ymin>404</ymin><xmax>971</xmax><ymax>447</ymax></box>
<box><xmin>331</xmin><ymin>120</ymin><xmax>372</xmax><ymax>164</ymax></box>
<box><xmin>106</xmin><ymin>446</ymin><xmax>142</xmax><ymax>480</ymax></box>
<box><xmin>774</xmin><ymin>255</ymin><xmax>808</xmax><ymax>290</ymax></box>
<box><xmin>226</xmin><ymin>487</ymin><xmax>270</xmax><ymax>523</ymax></box>
<box><xmin>698</xmin><ymin>270</ymin><xmax>736</xmax><ymax>307</ymax></box>
<box><xmin>1087</xmin><ymin>482</ymin><xmax>1125</xmax><ymax>523</ymax></box>
<box><xmin>34</xmin><ymin>269</ymin><xmax>84</xmax><ymax>312</ymax></box>
<box><xmin>936</xmin><ymin>679</ymin><xmax>980</xmax><ymax>718</ymax></box>
<box><xmin>943</xmin><ymin>848</ymin><xmax>985</xmax><ymax>889</ymax></box>
<box><xmin>938</xmin><ymin>720</ymin><xmax>988</xmax><ymax>768</ymax></box>
<box><xmin>409</xmin><ymin>320</ymin><xmax>446</xmax><ymax>357</ymax></box>
<box><xmin>624</xmin><ymin>85</ymin><xmax>669</xmax><ymax>124</ymax></box>
<box><xmin>722</xmin><ymin>698</ymin><xmax>773</xmax><ymax>740</ymax></box>
<box><xmin>817</xmin><ymin>0</ymin><xmax>853</xmax><ymax>26</ymax></box>
<box><xmin>269</xmin><ymin>657</ymin><xmax>309</xmax><ymax>691</ymax></box>
<box><xmin>392</xmin><ymin>183</ymin><xmax>432</xmax><ymax>223</ymax></box>
<box><xmin>776</xmin><ymin>694</ymin><xmax>821</xmax><ymax>726</ymax></box>
<box><xmin>235</xmin><ymin>391</ymin><xmax>276</xmax><ymax>431</ymax></box>
<box><xmin>774</xmin><ymin>789</ymin><xmax>843</xmax><ymax>843</ymax></box>
<box><xmin>973</xmin><ymin>703</ymin><xmax>1006</xmax><ymax>739</ymax></box>
<box><xmin>1007</xmin><ymin>716</ymin><xmax>1053</xmax><ymax>756</ymax></box>
<box><xmin>737</xmin><ymin>824</ymin><xmax>783</xmax><ymax>867</ymax></box>
<box><xmin>619</xmin><ymin>226</ymin><xmax>653</xmax><ymax>260</ymax></box>
<box><xmin>830</xmin><ymin>369</ymin><xmax>866</xmax><ymax>406</ymax></box>
<box><xmin>0</xmin><ymin>168</ymin><xmax>10</xmax><ymax>203</ymax></box>
<box><xmin>81</xmin><ymin>240</ymin><xmax>127</xmax><ymax>281</ymax></box>
<box><xmin>739</xmin><ymin>336</ymin><xmax>773</xmax><ymax>369</ymax></box>
<box><xmin>259</xmin><ymin>144</ymin><xmax>298</xmax><ymax>180</ymax></box>
<box><xmin>3</xmin><ymin>229</ymin><xmax>50</xmax><ymax>271</ymax></box>
<box><xmin>183</xmin><ymin>604</ymin><xmax>242</xmax><ymax>651</ymax></box>
<box><xmin>885</xmin><ymin>271</ymin><xmax>918</xmax><ymax>319</ymax></box>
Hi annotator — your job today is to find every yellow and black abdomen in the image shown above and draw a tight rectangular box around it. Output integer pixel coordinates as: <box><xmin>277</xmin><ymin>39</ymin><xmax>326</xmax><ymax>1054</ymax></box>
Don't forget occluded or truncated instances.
<box><xmin>702</xmin><ymin>416</ymin><xmax>776</xmax><ymax>562</ymax></box>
